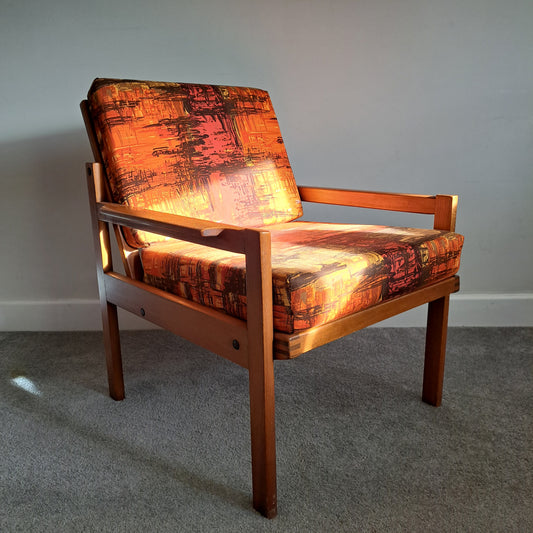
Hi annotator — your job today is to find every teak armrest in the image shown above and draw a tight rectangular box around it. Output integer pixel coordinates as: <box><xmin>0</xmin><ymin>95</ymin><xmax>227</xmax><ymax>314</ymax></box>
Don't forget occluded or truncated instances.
<box><xmin>97</xmin><ymin>202</ymin><xmax>247</xmax><ymax>254</ymax></box>
<box><xmin>298</xmin><ymin>186</ymin><xmax>457</xmax><ymax>231</ymax></box>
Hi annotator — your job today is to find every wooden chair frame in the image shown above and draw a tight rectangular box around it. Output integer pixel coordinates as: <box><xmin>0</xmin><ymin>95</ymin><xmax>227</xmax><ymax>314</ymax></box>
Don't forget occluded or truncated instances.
<box><xmin>82</xmin><ymin>100</ymin><xmax>460</xmax><ymax>518</ymax></box>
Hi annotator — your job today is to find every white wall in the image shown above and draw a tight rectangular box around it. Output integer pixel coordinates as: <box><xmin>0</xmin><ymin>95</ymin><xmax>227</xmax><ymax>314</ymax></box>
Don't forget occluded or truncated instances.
<box><xmin>1</xmin><ymin>0</ymin><xmax>532</xmax><ymax>329</ymax></box>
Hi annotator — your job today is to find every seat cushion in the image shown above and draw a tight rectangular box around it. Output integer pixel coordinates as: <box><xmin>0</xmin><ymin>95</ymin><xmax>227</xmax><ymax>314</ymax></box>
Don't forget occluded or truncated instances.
<box><xmin>140</xmin><ymin>222</ymin><xmax>464</xmax><ymax>334</ymax></box>
<box><xmin>87</xmin><ymin>79</ymin><xmax>302</xmax><ymax>247</ymax></box>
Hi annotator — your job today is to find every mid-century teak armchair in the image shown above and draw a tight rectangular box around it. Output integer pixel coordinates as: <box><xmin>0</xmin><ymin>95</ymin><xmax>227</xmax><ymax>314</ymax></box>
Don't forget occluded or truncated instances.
<box><xmin>81</xmin><ymin>78</ymin><xmax>464</xmax><ymax>518</ymax></box>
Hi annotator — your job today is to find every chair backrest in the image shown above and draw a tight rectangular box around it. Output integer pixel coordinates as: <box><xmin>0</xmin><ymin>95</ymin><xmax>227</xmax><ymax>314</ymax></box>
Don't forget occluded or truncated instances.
<box><xmin>86</xmin><ymin>78</ymin><xmax>302</xmax><ymax>247</ymax></box>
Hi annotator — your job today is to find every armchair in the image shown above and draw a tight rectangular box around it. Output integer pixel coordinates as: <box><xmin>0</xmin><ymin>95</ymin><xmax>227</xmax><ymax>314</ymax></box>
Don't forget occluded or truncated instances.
<box><xmin>81</xmin><ymin>79</ymin><xmax>463</xmax><ymax>518</ymax></box>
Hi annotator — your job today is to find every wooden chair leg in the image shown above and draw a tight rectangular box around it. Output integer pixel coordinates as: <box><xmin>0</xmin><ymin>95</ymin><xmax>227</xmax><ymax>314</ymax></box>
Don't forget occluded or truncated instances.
<box><xmin>244</xmin><ymin>228</ymin><xmax>277</xmax><ymax>518</ymax></box>
<box><xmin>101</xmin><ymin>300</ymin><xmax>125</xmax><ymax>401</ymax></box>
<box><xmin>422</xmin><ymin>295</ymin><xmax>450</xmax><ymax>406</ymax></box>
<box><xmin>248</xmin><ymin>359</ymin><xmax>277</xmax><ymax>518</ymax></box>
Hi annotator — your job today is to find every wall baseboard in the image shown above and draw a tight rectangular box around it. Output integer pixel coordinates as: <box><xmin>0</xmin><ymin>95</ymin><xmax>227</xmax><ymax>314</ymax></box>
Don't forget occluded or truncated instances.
<box><xmin>0</xmin><ymin>294</ymin><xmax>532</xmax><ymax>331</ymax></box>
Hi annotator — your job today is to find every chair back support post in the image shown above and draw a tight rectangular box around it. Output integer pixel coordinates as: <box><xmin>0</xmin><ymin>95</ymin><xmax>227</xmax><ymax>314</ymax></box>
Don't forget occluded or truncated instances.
<box><xmin>86</xmin><ymin>163</ymin><xmax>112</xmax><ymax>274</ymax></box>
<box><xmin>244</xmin><ymin>229</ymin><xmax>277</xmax><ymax>518</ymax></box>
<box><xmin>81</xmin><ymin>100</ymin><xmax>138</xmax><ymax>280</ymax></box>
<box><xmin>86</xmin><ymin>162</ymin><xmax>125</xmax><ymax>400</ymax></box>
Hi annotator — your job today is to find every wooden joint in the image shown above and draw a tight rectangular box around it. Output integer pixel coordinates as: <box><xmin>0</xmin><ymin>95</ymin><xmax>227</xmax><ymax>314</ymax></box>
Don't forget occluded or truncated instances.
<box><xmin>434</xmin><ymin>195</ymin><xmax>458</xmax><ymax>232</ymax></box>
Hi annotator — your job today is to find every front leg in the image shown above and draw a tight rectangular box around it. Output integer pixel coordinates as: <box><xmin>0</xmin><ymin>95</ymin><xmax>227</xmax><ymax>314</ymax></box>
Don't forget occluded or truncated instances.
<box><xmin>245</xmin><ymin>229</ymin><xmax>277</xmax><ymax>518</ymax></box>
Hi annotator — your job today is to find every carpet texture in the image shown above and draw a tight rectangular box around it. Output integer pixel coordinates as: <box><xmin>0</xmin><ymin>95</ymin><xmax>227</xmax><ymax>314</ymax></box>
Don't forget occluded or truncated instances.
<box><xmin>1</xmin><ymin>327</ymin><xmax>531</xmax><ymax>532</ymax></box>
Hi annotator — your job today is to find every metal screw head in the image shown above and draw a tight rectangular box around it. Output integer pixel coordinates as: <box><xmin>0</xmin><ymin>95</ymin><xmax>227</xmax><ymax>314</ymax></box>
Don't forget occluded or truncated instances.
<box><xmin>140</xmin><ymin>308</ymin><xmax>146</xmax><ymax>316</ymax></box>
<box><xmin>232</xmin><ymin>339</ymin><xmax>240</xmax><ymax>350</ymax></box>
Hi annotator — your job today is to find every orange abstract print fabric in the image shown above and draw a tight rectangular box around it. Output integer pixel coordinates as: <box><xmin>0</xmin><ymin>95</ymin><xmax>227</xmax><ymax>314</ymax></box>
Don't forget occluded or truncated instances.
<box><xmin>140</xmin><ymin>222</ymin><xmax>464</xmax><ymax>334</ymax></box>
<box><xmin>88</xmin><ymin>79</ymin><xmax>302</xmax><ymax>247</ymax></box>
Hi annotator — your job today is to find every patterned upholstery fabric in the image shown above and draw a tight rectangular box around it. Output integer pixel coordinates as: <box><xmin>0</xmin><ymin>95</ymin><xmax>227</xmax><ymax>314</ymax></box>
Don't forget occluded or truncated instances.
<box><xmin>140</xmin><ymin>222</ymin><xmax>464</xmax><ymax>334</ymax></box>
<box><xmin>88</xmin><ymin>78</ymin><xmax>302</xmax><ymax>247</ymax></box>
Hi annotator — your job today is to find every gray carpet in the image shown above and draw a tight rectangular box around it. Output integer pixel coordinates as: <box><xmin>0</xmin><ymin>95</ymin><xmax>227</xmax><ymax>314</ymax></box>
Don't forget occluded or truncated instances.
<box><xmin>0</xmin><ymin>327</ymin><xmax>531</xmax><ymax>532</ymax></box>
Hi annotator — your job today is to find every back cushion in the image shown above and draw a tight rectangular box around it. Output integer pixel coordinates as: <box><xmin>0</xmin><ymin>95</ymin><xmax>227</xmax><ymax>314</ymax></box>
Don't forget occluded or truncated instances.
<box><xmin>88</xmin><ymin>78</ymin><xmax>303</xmax><ymax>247</ymax></box>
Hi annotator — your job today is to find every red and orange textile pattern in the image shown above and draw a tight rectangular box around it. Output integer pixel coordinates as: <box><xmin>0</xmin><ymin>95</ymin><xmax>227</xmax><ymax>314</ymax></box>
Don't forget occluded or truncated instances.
<box><xmin>88</xmin><ymin>78</ymin><xmax>302</xmax><ymax>247</ymax></box>
<box><xmin>140</xmin><ymin>222</ymin><xmax>464</xmax><ymax>334</ymax></box>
